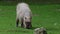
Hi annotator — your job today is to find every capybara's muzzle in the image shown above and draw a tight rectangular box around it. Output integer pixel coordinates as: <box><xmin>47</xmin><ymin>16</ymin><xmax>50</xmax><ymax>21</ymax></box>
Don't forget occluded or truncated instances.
<box><xmin>26</xmin><ymin>22</ymin><xmax>32</xmax><ymax>29</ymax></box>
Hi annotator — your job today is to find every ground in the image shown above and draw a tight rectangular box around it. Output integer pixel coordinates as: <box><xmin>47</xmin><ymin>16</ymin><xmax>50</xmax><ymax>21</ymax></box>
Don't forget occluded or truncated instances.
<box><xmin>0</xmin><ymin>4</ymin><xmax>60</xmax><ymax>34</ymax></box>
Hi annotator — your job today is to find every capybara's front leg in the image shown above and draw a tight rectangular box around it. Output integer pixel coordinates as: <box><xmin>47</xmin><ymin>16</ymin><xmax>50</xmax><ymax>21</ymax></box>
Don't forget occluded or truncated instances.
<box><xmin>16</xmin><ymin>19</ymin><xmax>19</xmax><ymax>27</ymax></box>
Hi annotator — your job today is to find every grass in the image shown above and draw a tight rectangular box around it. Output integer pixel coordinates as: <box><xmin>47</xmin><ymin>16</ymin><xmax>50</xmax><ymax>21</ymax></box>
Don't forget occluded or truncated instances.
<box><xmin>0</xmin><ymin>4</ymin><xmax>60</xmax><ymax>34</ymax></box>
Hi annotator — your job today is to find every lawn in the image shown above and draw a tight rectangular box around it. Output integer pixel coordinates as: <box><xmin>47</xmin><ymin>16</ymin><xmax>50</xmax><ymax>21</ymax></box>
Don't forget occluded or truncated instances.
<box><xmin>0</xmin><ymin>4</ymin><xmax>60</xmax><ymax>34</ymax></box>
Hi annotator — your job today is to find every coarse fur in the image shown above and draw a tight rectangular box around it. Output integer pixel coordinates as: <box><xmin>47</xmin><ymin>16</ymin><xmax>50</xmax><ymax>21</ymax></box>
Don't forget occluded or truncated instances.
<box><xmin>16</xmin><ymin>2</ymin><xmax>32</xmax><ymax>29</ymax></box>
<box><xmin>34</xmin><ymin>27</ymin><xmax>47</xmax><ymax>34</ymax></box>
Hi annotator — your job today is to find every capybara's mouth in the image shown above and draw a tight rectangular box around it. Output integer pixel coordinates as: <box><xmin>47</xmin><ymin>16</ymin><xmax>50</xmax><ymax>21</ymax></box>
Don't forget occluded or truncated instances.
<box><xmin>26</xmin><ymin>22</ymin><xmax>31</xmax><ymax>29</ymax></box>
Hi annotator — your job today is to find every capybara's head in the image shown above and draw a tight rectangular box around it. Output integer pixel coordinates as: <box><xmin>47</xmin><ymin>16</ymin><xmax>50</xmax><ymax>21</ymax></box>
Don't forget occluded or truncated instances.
<box><xmin>24</xmin><ymin>16</ymin><xmax>32</xmax><ymax>29</ymax></box>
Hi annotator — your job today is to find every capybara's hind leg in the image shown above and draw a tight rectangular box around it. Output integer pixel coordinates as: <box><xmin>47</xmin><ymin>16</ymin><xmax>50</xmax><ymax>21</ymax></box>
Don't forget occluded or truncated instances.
<box><xmin>21</xmin><ymin>18</ymin><xmax>24</xmax><ymax>28</ymax></box>
<box><xmin>16</xmin><ymin>19</ymin><xmax>19</xmax><ymax>27</ymax></box>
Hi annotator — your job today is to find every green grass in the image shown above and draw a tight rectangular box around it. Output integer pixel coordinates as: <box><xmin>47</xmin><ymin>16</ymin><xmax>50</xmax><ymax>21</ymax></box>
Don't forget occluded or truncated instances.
<box><xmin>0</xmin><ymin>4</ymin><xmax>60</xmax><ymax>34</ymax></box>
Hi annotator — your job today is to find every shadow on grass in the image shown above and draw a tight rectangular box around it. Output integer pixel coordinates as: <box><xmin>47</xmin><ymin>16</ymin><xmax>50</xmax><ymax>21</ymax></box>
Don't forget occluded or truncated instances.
<box><xmin>29</xmin><ymin>26</ymin><xmax>40</xmax><ymax>30</ymax></box>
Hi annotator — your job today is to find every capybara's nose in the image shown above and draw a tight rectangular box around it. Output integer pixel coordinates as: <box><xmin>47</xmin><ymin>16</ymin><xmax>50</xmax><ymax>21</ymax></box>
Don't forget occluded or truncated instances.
<box><xmin>26</xmin><ymin>22</ymin><xmax>31</xmax><ymax>29</ymax></box>
<box><xmin>26</xmin><ymin>22</ymin><xmax>31</xmax><ymax>26</ymax></box>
